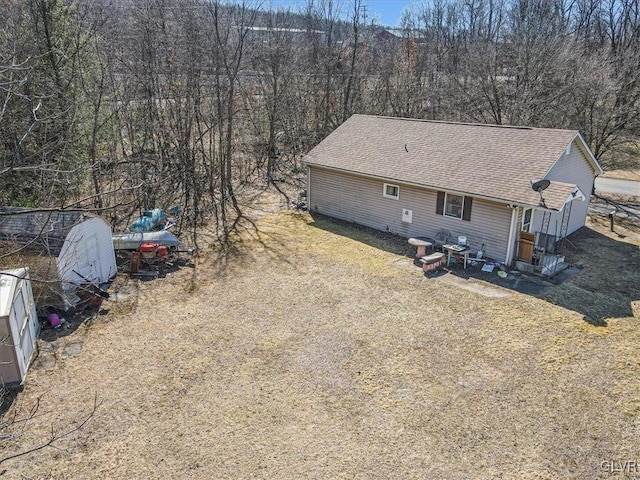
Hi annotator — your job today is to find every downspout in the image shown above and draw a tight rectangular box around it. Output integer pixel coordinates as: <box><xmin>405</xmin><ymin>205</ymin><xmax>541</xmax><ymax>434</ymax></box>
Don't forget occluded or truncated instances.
<box><xmin>505</xmin><ymin>206</ymin><xmax>518</xmax><ymax>265</ymax></box>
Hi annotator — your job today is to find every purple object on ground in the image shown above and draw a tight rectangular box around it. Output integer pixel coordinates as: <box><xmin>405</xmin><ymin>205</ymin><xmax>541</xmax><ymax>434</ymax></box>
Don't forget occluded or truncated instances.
<box><xmin>48</xmin><ymin>313</ymin><xmax>61</xmax><ymax>328</ymax></box>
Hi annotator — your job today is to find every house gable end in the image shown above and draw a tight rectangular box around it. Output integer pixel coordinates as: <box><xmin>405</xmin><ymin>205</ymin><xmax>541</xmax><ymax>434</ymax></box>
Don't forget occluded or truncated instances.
<box><xmin>541</xmin><ymin>134</ymin><xmax>599</xmax><ymax>235</ymax></box>
<box><xmin>543</xmin><ymin>133</ymin><xmax>603</xmax><ymax>179</ymax></box>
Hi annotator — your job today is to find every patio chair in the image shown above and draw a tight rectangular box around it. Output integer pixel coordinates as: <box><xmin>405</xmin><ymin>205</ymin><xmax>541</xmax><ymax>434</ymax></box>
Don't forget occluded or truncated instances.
<box><xmin>434</xmin><ymin>230</ymin><xmax>451</xmax><ymax>251</ymax></box>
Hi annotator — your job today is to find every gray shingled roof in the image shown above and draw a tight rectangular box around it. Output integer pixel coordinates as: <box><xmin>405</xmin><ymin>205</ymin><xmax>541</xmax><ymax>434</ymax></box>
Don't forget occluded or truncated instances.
<box><xmin>304</xmin><ymin>115</ymin><xmax>588</xmax><ymax>210</ymax></box>
<box><xmin>0</xmin><ymin>208</ymin><xmax>85</xmax><ymax>256</ymax></box>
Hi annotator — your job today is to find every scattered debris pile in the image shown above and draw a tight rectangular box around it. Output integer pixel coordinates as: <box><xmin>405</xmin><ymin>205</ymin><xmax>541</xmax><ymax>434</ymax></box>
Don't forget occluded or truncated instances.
<box><xmin>112</xmin><ymin>207</ymin><xmax>194</xmax><ymax>277</ymax></box>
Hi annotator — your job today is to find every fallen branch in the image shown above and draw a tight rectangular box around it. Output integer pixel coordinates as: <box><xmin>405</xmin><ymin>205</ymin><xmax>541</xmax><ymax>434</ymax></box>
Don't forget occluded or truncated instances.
<box><xmin>0</xmin><ymin>393</ymin><xmax>102</xmax><ymax>471</ymax></box>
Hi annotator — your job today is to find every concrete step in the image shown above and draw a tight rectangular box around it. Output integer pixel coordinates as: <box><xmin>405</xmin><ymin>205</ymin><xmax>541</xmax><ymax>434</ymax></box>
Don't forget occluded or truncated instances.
<box><xmin>542</xmin><ymin>261</ymin><xmax>570</xmax><ymax>278</ymax></box>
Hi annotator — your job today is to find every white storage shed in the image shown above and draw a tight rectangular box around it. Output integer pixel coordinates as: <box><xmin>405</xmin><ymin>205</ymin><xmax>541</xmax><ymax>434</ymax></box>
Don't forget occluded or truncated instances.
<box><xmin>0</xmin><ymin>209</ymin><xmax>117</xmax><ymax>307</ymax></box>
<box><xmin>0</xmin><ymin>268</ymin><xmax>40</xmax><ymax>385</ymax></box>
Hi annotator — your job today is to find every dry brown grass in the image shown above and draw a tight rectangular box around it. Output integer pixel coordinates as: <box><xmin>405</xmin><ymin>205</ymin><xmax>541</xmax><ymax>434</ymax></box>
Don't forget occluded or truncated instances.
<box><xmin>2</xmin><ymin>200</ymin><xmax>639</xmax><ymax>479</ymax></box>
<box><xmin>601</xmin><ymin>168</ymin><xmax>640</xmax><ymax>181</ymax></box>
<box><xmin>0</xmin><ymin>242</ymin><xmax>63</xmax><ymax>306</ymax></box>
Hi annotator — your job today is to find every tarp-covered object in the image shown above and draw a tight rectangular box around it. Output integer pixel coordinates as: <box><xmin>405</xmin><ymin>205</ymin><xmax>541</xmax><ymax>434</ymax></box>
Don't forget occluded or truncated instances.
<box><xmin>130</xmin><ymin>209</ymin><xmax>166</xmax><ymax>233</ymax></box>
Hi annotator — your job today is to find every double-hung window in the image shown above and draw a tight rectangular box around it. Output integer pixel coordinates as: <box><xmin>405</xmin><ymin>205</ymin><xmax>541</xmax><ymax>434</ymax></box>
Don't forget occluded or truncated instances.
<box><xmin>436</xmin><ymin>191</ymin><xmax>473</xmax><ymax>221</ymax></box>
<box><xmin>444</xmin><ymin>193</ymin><xmax>464</xmax><ymax>219</ymax></box>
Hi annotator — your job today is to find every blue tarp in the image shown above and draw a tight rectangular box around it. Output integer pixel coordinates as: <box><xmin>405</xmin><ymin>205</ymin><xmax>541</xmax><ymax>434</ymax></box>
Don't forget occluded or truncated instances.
<box><xmin>130</xmin><ymin>209</ymin><xmax>166</xmax><ymax>233</ymax></box>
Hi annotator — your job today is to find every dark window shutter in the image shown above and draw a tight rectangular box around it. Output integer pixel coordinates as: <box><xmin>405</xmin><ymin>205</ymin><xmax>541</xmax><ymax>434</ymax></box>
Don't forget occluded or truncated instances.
<box><xmin>436</xmin><ymin>191</ymin><xmax>445</xmax><ymax>215</ymax></box>
<box><xmin>462</xmin><ymin>197</ymin><xmax>473</xmax><ymax>221</ymax></box>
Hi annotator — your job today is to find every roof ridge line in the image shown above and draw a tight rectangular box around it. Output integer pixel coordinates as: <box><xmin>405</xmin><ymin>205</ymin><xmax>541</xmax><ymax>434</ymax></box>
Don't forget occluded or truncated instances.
<box><xmin>355</xmin><ymin>114</ymin><xmax>572</xmax><ymax>131</ymax></box>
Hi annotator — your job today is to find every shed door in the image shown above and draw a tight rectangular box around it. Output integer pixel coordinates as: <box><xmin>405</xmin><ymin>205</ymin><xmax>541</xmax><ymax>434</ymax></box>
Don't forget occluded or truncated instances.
<box><xmin>81</xmin><ymin>235</ymin><xmax>100</xmax><ymax>283</ymax></box>
<box><xmin>74</xmin><ymin>235</ymin><xmax>100</xmax><ymax>283</ymax></box>
<box><xmin>12</xmin><ymin>287</ymin><xmax>35</xmax><ymax>379</ymax></box>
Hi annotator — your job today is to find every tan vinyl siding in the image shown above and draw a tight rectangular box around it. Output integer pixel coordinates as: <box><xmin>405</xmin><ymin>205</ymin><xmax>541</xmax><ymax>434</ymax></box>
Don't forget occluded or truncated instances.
<box><xmin>309</xmin><ymin>167</ymin><xmax>513</xmax><ymax>261</ymax></box>
<box><xmin>544</xmin><ymin>139</ymin><xmax>597</xmax><ymax>234</ymax></box>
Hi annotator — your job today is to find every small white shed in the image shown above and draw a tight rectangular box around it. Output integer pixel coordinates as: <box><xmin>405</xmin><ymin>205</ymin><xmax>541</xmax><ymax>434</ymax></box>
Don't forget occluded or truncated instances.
<box><xmin>0</xmin><ymin>209</ymin><xmax>117</xmax><ymax>307</ymax></box>
<box><xmin>0</xmin><ymin>268</ymin><xmax>40</xmax><ymax>385</ymax></box>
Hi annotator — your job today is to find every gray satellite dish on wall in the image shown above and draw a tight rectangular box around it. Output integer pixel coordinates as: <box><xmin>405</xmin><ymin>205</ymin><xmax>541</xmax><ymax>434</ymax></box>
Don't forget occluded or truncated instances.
<box><xmin>531</xmin><ymin>179</ymin><xmax>550</xmax><ymax>207</ymax></box>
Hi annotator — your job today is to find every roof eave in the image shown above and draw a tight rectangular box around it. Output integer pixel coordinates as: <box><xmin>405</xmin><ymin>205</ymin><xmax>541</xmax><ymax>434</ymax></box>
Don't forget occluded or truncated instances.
<box><xmin>537</xmin><ymin>186</ymin><xmax>586</xmax><ymax>212</ymax></box>
<box><xmin>575</xmin><ymin>131</ymin><xmax>604</xmax><ymax>175</ymax></box>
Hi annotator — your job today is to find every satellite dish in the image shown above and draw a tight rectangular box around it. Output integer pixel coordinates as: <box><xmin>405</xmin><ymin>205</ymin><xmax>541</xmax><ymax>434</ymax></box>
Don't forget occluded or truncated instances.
<box><xmin>531</xmin><ymin>179</ymin><xmax>550</xmax><ymax>192</ymax></box>
<box><xmin>531</xmin><ymin>179</ymin><xmax>550</xmax><ymax>208</ymax></box>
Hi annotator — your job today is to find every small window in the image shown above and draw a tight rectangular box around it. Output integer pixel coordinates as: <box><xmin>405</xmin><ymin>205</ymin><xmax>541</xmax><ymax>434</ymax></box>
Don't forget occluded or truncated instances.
<box><xmin>444</xmin><ymin>193</ymin><xmax>464</xmax><ymax>219</ymax></box>
<box><xmin>383</xmin><ymin>183</ymin><xmax>399</xmax><ymax>200</ymax></box>
<box><xmin>522</xmin><ymin>208</ymin><xmax>533</xmax><ymax>233</ymax></box>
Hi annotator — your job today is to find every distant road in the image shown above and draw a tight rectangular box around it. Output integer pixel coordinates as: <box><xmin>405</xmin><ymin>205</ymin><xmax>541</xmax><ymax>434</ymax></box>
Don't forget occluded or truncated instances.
<box><xmin>591</xmin><ymin>177</ymin><xmax>640</xmax><ymax>219</ymax></box>
<box><xmin>594</xmin><ymin>177</ymin><xmax>640</xmax><ymax>197</ymax></box>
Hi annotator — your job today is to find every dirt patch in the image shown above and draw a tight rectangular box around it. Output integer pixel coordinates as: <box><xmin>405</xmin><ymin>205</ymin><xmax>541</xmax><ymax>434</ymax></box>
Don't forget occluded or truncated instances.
<box><xmin>2</xmin><ymin>201</ymin><xmax>639</xmax><ymax>479</ymax></box>
<box><xmin>34</xmin><ymin>353</ymin><xmax>56</xmax><ymax>371</ymax></box>
<box><xmin>436</xmin><ymin>273</ymin><xmax>512</xmax><ymax>298</ymax></box>
<box><xmin>61</xmin><ymin>342</ymin><xmax>83</xmax><ymax>358</ymax></box>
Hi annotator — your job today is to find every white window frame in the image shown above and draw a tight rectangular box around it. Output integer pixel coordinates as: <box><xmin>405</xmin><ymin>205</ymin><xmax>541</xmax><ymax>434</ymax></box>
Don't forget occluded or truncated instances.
<box><xmin>383</xmin><ymin>183</ymin><xmax>399</xmax><ymax>200</ymax></box>
<box><xmin>444</xmin><ymin>192</ymin><xmax>464</xmax><ymax>219</ymax></box>
<box><xmin>522</xmin><ymin>208</ymin><xmax>534</xmax><ymax>233</ymax></box>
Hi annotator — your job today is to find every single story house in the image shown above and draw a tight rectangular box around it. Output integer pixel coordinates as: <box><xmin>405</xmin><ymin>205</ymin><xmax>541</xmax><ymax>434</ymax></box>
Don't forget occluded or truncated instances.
<box><xmin>0</xmin><ymin>208</ymin><xmax>117</xmax><ymax>307</ymax></box>
<box><xmin>303</xmin><ymin>115</ymin><xmax>603</xmax><ymax>267</ymax></box>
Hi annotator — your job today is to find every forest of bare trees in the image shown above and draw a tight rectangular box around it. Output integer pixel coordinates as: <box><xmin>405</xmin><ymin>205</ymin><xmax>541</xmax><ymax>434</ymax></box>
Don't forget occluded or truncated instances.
<box><xmin>1</xmin><ymin>0</ymin><xmax>639</xmax><ymax>238</ymax></box>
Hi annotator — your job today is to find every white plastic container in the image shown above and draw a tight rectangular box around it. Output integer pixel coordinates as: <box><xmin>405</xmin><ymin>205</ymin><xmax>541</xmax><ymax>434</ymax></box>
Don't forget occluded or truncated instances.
<box><xmin>458</xmin><ymin>236</ymin><xmax>467</xmax><ymax>246</ymax></box>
